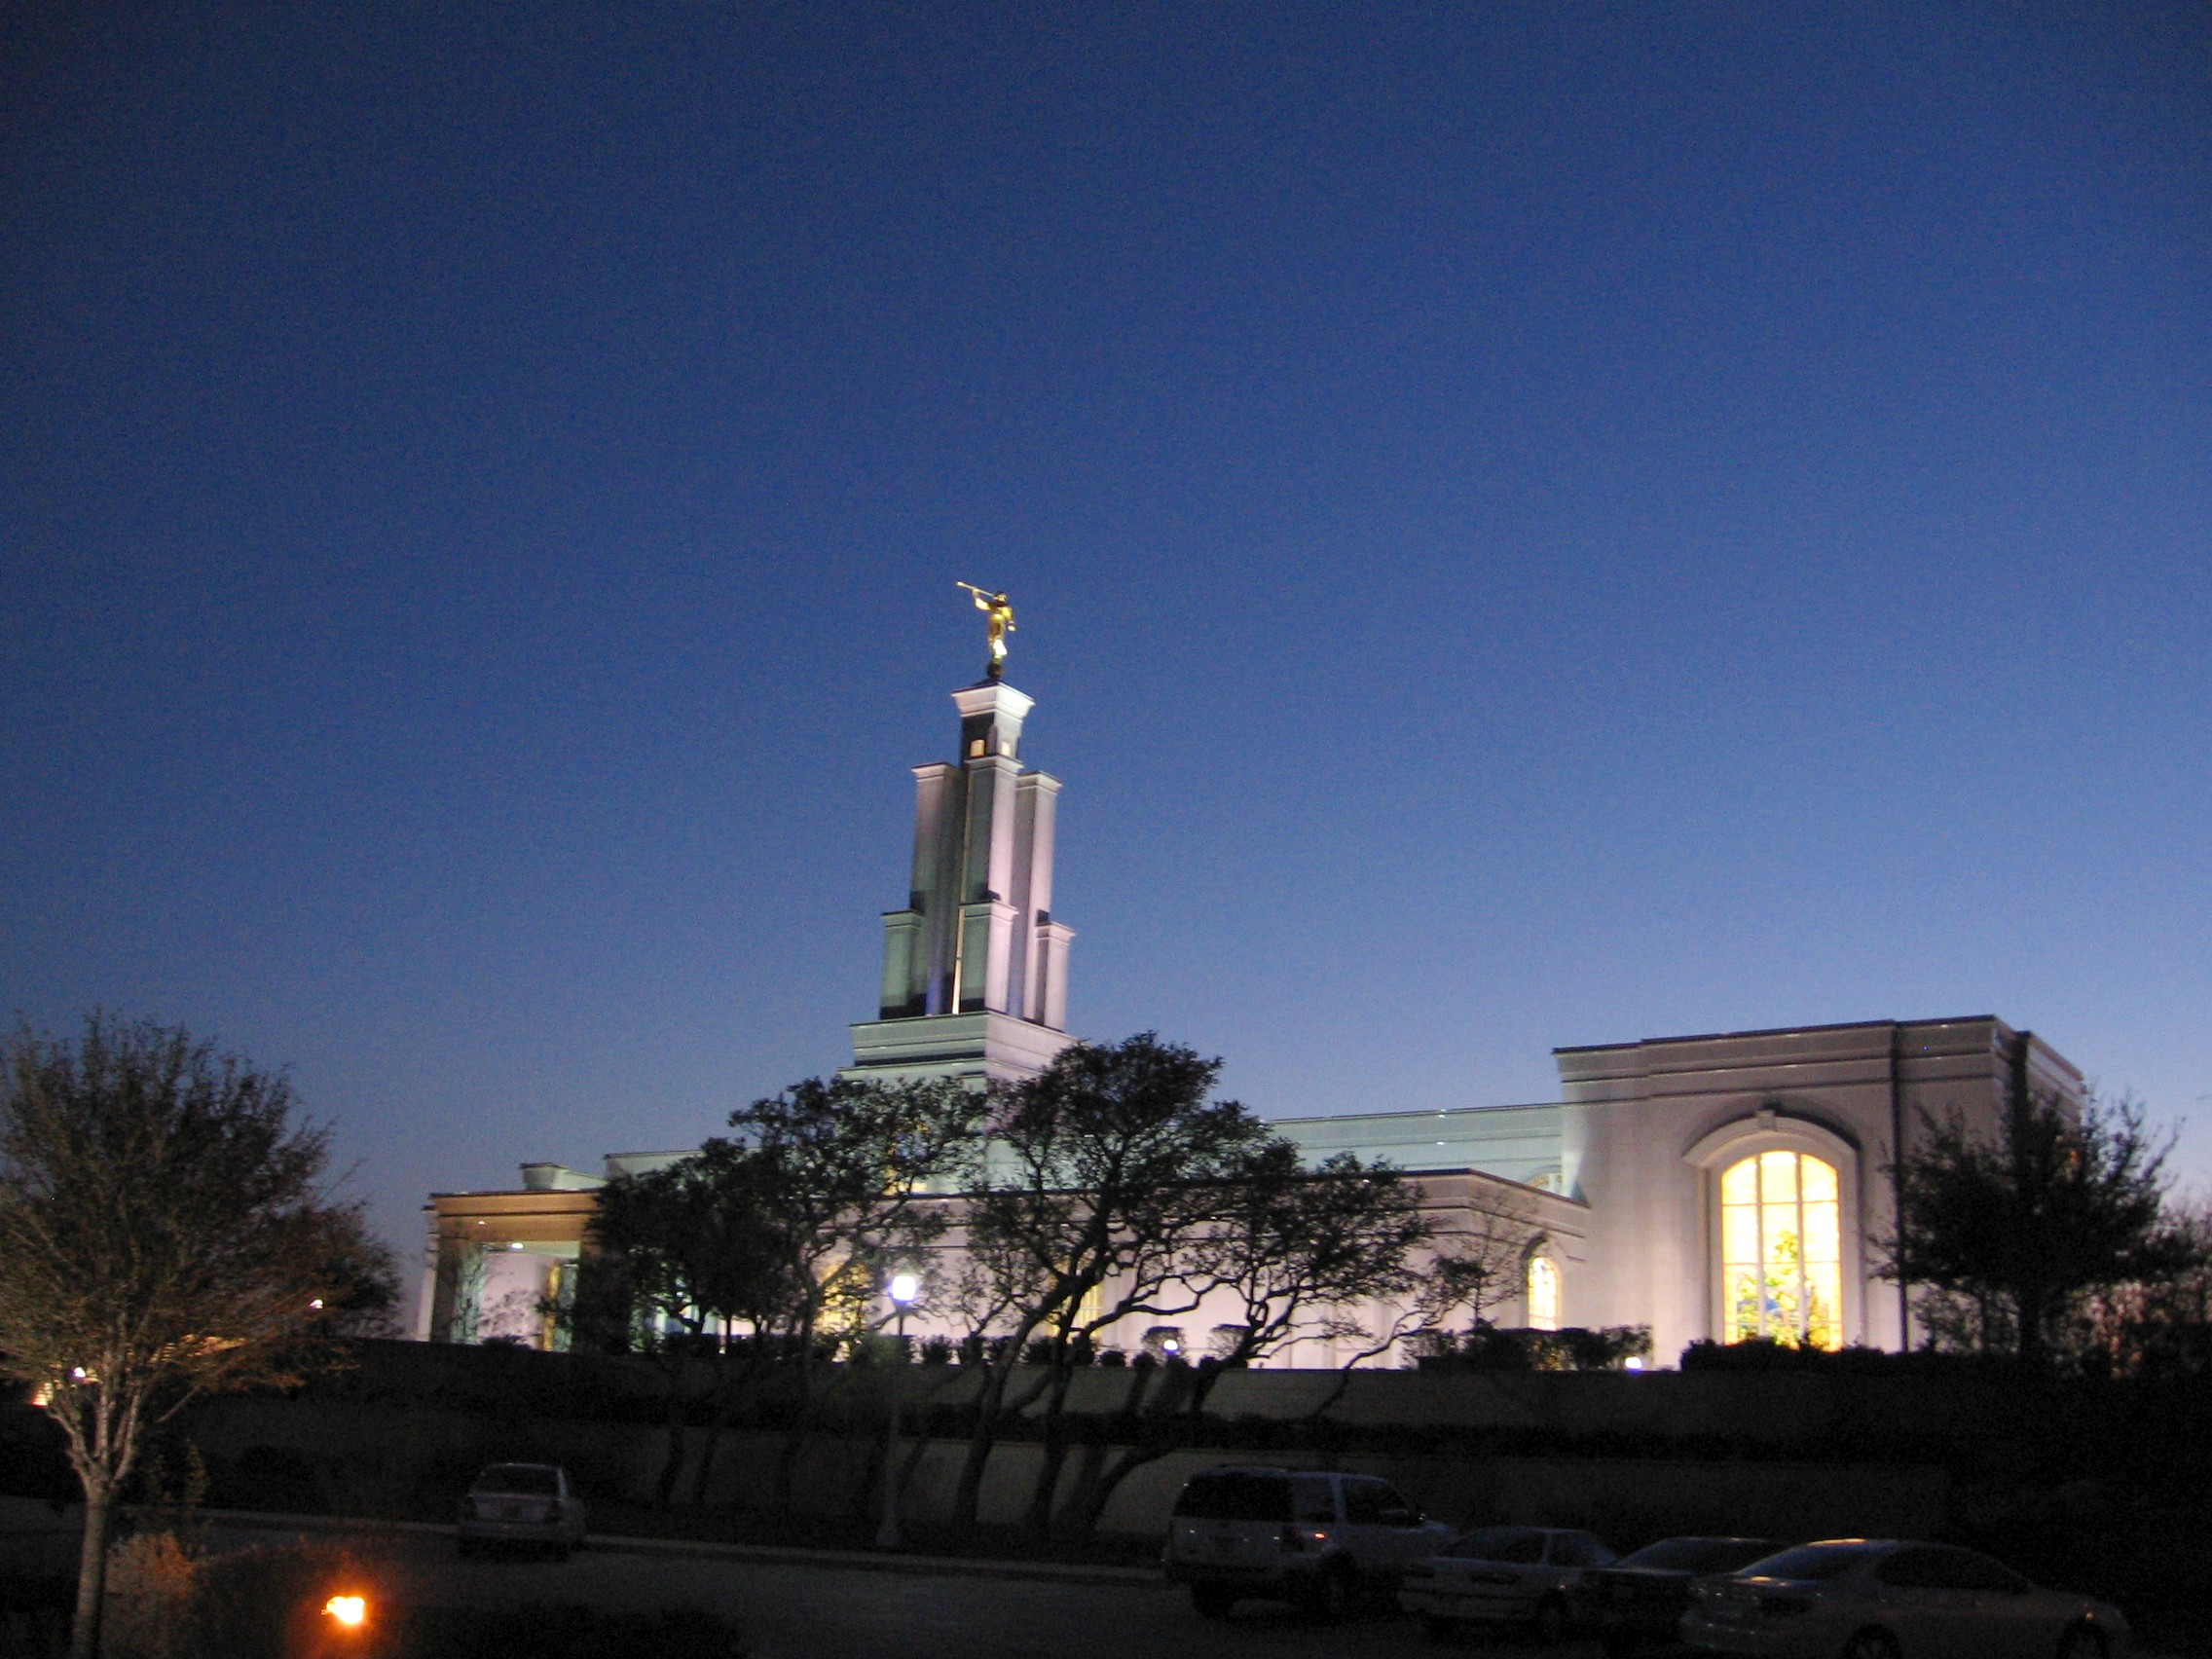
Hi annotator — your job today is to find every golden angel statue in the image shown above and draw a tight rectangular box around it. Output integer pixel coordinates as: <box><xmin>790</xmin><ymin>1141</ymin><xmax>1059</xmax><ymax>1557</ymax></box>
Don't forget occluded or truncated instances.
<box><xmin>957</xmin><ymin>582</ymin><xmax>1016</xmax><ymax>680</ymax></box>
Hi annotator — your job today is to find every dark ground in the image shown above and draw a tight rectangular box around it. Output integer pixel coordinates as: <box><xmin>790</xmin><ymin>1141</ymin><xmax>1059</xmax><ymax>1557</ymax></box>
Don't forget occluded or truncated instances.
<box><xmin>195</xmin><ymin>1518</ymin><xmax>2212</xmax><ymax>1659</ymax></box>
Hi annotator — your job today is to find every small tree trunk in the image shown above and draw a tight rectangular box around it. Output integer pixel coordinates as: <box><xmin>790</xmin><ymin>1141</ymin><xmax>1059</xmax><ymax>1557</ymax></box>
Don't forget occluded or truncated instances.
<box><xmin>772</xmin><ymin>1339</ymin><xmax>830</xmax><ymax>1519</ymax></box>
<box><xmin>681</xmin><ymin>1353</ymin><xmax>743</xmax><ymax>1513</ymax></box>
<box><xmin>1020</xmin><ymin>1361</ymin><xmax>1078</xmax><ymax>1535</ymax></box>
<box><xmin>951</xmin><ymin>1361</ymin><xmax>1010</xmax><ymax>1528</ymax></box>
<box><xmin>952</xmin><ymin>1353</ymin><xmax>1055</xmax><ymax>1528</ymax></box>
<box><xmin>2017</xmin><ymin>1283</ymin><xmax>2047</xmax><ymax>1369</ymax></box>
<box><xmin>69</xmin><ymin>1485</ymin><xmax>109</xmax><ymax>1659</ymax></box>
<box><xmin>654</xmin><ymin>1362</ymin><xmax>691</xmax><ymax>1509</ymax></box>
<box><xmin>1064</xmin><ymin>1363</ymin><xmax>1218</xmax><ymax>1539</ymax></box>
<box><xmin>1053</xmin><ymin>1358</ymin><xmax>1161</xmax><ymax>1534</ymax></box>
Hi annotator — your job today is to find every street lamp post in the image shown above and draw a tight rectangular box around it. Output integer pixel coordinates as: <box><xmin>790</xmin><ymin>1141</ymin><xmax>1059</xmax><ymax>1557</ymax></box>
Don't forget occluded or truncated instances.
<box><xmin>875</xmin><ymin>1272</ymin><xmax>920</xmax><ymax>1550</ymax></box>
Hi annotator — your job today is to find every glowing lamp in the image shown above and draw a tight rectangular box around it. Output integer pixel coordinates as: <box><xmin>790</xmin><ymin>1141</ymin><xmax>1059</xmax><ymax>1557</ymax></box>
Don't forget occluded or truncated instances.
<box><xmin>887</xmin><ymin>1273</ymin><xmax>920</xmax><ymax>1306</ymax></box>
<box><xmin>323</xmin><ymin>1594</ymin><xmax>367</xmax><ymax>1627</ymax></box>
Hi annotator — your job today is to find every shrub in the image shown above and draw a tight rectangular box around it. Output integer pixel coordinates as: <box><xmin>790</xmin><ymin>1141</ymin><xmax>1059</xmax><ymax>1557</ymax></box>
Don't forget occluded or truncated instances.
<box><xmin>101</xmin><ymin>1531</ymin><xmax>198</xmax><ymax>1659</ymax></box>
<box><xmin>1419</xmin><ymin>1324</ymin><xmax>1653</xmax><ymax>1372</ymax></box>
<box><xmin>1679</xmin><ymin>1339</ymin><xmax>1925</xmax><ymax>1373</ymax></box>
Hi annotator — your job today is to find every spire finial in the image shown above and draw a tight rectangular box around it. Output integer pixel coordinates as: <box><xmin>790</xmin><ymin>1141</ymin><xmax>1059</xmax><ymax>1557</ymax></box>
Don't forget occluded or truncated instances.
<box><xmin>956</xmin><ymin>582</ymin><xmax>1016</xmax><ymax>681</ymax></box>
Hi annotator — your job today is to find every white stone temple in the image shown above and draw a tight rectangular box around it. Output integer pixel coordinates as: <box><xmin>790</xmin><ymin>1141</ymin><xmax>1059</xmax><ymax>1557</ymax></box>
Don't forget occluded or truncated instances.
<box><xmin>420</xmin><ymin>660</ymin><xmax>2081</xmax><ymax>1366</ymax></box>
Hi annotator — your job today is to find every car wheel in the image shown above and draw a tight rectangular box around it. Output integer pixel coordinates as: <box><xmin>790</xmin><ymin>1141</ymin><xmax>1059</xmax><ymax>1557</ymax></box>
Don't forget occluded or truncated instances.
<box><xmin>1190</xmin><ymin>1583</ymin><xmax>1236</xmax><ymax>1620</ymax></box>
<box><xmin>2057</xmin><ymin>1625</ymin><xmax>2109</xmax><ymax>1659</ymax></box>
<box><xmin>1601</xmin><ymin>1637</ymin><xmax>1641</xmax><ymax>1659</ymax></box>
<box><xmin>1420</xmin><ymin>1613</ymin><xmax>1459</xmax><ymax>1645</ymax></box>
<box><xmin>1304</xmin><ymin>1565</ymin><xmax>1356</xmax><ymax>1624</ymax></box>
<box><xmin>1840</xmin><ymin>1629</ymin><xmax>1902</xmax><ymax>1659</ymax></box>
<box><xmin>457</xmin><ymin>1537</ymin><xmax>479</xmax><ymax>1561</ymax></box>
<box><xmin>1531</xmin><ymin>1595</ymin><xmax>1569</xmax><ymax>1646</ymax></box>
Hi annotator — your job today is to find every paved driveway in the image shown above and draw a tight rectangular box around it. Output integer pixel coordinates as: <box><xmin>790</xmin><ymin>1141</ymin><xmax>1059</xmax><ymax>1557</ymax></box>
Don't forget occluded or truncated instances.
<box><xmin>203</xmin><ymin>1520</ymin><xmax>1599</xmax><ymax>1659</ymax></box>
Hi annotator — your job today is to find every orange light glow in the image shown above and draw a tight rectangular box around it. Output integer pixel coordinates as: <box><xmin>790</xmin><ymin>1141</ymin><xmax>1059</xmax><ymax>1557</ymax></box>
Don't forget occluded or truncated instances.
<box><xmin>323</xmin><ymin>1595</ymin><xmax>367</xmax><ymax>1627</ymax></box>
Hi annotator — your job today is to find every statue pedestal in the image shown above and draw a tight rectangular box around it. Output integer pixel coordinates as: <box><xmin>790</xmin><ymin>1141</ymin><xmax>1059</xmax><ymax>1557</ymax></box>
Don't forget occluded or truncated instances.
<box><xmin>843</xmin><ymin>1010</ymin><xmax>1076</xmax><ymax>1088</ymax></box>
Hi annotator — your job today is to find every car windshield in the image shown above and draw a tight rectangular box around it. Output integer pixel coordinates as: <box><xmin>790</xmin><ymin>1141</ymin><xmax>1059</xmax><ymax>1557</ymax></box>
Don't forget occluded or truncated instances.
<box><xmin>1173</xmin><ymin>1472</ymin><xmax>1290</xmax><ymax>1522</ymax></box>
<box><xmin>1620</xmin><ymin>1538</ymin><xmax>1777</xmax><ymax>1573</ymax></box>
<box><xmin>1447</xmin><ymin>1529</ymin><xmax>1546</xmax><ymax>1564</ymax></box>
<box><xmin>1742</xmin><ymin>1545</ymin><xmax>1875</xmax><ymax>1582</ymax></box>
<box><xmin>473</xmin><ymin>1464</ymin><xmax>559</xmax><ymax>1495</ymax></box>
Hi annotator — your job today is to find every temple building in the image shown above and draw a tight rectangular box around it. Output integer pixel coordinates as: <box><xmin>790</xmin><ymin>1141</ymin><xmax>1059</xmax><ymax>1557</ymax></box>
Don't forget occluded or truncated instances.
<box><xmin>419</xmin><ymin>655</ymin><xmax>2082</xmax><ymax>1365</ymax></box>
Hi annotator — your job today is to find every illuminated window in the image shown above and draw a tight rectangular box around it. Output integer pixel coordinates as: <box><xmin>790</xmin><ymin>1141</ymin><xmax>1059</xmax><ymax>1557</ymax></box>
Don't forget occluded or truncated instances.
<box><xmin>1720</xmin><ymin>1151</ymin><xmax>1842</xmax><ymax>1348</ymax></box>
<box><xmin>1526</xmin><ymin>1257</ymin><xmax>1560</xmax><ymax>1332</ymax></box>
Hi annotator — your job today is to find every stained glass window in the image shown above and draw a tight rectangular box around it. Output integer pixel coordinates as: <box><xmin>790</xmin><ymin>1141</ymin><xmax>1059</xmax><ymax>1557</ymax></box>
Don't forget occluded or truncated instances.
<box><xmin>1527</xmin><ymin>1256</ymin><xmax>1560</xmax><ymax>1332</ymax></box>
<box><xmin>1720</xmin><ymin>1150</ymin><xmax>1842</xmax><ymax>1348</ymax></box>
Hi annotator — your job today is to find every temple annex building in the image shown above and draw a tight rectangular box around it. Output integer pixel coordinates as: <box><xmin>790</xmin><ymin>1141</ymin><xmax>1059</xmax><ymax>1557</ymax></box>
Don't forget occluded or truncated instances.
<box><xmin>420</xmin><ymin>661</ymin><xmax>2083</xmax><ymax>1366</ymax></box>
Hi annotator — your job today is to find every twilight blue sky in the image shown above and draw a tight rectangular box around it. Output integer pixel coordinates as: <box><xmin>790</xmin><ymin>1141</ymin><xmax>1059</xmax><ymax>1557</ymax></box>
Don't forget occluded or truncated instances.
<box><xmin>5</xmin><ymin>4</ymin><xmax>2210</xmax><ymax>1283</ymax></box>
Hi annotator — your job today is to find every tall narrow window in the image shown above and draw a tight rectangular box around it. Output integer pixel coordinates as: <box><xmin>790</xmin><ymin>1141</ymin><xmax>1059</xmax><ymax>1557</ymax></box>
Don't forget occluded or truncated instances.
<box><xmin>1526</xmin><ymin>1256</ymin><xmax>1560</xmax><ymax>1332</ymax></box>
<box><xmin>1073</xmin><ymin>1282</ymin><xmax>1103</xmax><ymax>1331</ymax></box>
<box><xmin>1720</xmin><ymin>1150</ymin><xmax>1842</xmax><ymax>1348</ymax></box>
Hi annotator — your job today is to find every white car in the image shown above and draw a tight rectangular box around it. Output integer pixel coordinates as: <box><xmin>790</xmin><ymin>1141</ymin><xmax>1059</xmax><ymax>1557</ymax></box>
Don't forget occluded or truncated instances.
<box><xmin>1679</xmin><ymin>1539</ymin><xmax>2129</xmax><ymax>1659</ymax></box>
<box><xmin>456</xmin><ymin>1462</ymin><xmax>587</xmax><ymax>1561</ymax></box>
<box><xmin>1398</xmin><ymin>1524</ymin><xmax>1617</xmax><ymax>1644</ymax></box>
<box><xmin>1161</xmin><ymin>1466</ymin><xmax>1456</xmax><ymax>1620</ymax></box>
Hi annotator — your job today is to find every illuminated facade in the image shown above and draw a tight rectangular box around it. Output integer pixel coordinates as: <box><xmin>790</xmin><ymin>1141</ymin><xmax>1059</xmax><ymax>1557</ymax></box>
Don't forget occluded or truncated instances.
<box><xmin>419</xmin><ymin>667</ymin><xmax>2083</xmax><ymax>1364</ymax></box>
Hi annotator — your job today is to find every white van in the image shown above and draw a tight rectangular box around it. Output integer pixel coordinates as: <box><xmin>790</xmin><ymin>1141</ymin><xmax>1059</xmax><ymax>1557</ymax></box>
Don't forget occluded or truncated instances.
<box><xmin>1161</xmin><ymin>1465</ymin><xmax>1456</xmax><ymax>1620</ymax></box>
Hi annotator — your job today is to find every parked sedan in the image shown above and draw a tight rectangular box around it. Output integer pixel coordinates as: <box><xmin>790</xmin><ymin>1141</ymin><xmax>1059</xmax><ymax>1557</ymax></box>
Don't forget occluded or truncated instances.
<box><xmin>1574</xmin><ymin>1537</ymin><xmax>1778</xmax><ymax>1657</ymax></box>
<box><xmin>1398</xmin><ymin>1525</ymin><xmax>1617</xmax><ymax>1644</ymax></box>
<box><xmin>456</xmin><ymin>1462</ymin><xmax>587</xmax><ymax>1560</ymax></box>
<box><xmin>1678</xmin><ymin>1539</ymin><xmax>2128</xmax><ymax>1659</ymax></box>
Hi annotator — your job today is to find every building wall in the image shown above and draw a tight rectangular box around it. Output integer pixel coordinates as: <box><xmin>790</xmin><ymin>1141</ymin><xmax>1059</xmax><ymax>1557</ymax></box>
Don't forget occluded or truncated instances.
<box><xmin>1558</xmin><ymin>1016</ymin><xmax>2084</xmax><ymax>1363</ymax></box>
<box><xmin>420</xmin><ymin>1188</ymin><xmax>596</xmax><ymax>1346</ymax></box>
<box><xmin>423</xmin><ymin>1016</ymin><xmax>2084</xmax><ymax>1365</ymax></box>
<box><xmin>422</xmin><ymin>1164</ymin><xmax>1583</xmax><ymax>1359</ymax></box>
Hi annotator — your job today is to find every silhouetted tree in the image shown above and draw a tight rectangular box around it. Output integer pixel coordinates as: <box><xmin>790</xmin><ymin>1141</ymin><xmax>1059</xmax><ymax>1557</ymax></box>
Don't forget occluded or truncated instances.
<box><xmin>1053</xmin><ymin>1144</ymin><xmax>1530</xmax><ymax>1536</ymax></box>
<box><xmin>571</xmin><ymin>1142</ymin><xmax>795</xmax><ymax>1504</ymax></box>
<box><xmin>1884</xmin><ymin>1039</ymin><xmax>2195</xmax><ymax>1368</ymax></box>
<box><xmin>709</xmin><ymin>1076</ymin><xmax>977</xmax><ymax>1510</ymax></box>
<box><xmin>572</xmin><ymin>1075</ymin><xmax>979</xmax><ymax>1508</ymax></box>
<box><xmin>946</xmin><ymin>1033</ymin><xmax>1276</xmax><ymax>1531</ymax></box>
<box><xmin>0</xmin><ymin>1015</ymin><xmax>394</xmax><ymax>1659</ymax></box>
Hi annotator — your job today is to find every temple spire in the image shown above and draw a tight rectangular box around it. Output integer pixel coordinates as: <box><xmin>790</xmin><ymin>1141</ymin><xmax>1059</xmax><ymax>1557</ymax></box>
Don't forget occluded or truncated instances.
<box><xmin>845</xmin><ymin>662</ymin><xmax>1077</xmax><ymax>1088</ymax></box>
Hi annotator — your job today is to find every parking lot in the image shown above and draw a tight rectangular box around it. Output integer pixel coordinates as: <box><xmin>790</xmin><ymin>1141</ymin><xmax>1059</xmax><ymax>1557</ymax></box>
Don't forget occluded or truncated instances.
<box><xmin>0</xmin><ymin>1508</ymin><xmax>2163</xmax><ymax>1659</ymax></box>
<box><xmin>205</xmin><ymin>1518</ymin><xmax>1613</xmax><ymax>1659</ymax></box>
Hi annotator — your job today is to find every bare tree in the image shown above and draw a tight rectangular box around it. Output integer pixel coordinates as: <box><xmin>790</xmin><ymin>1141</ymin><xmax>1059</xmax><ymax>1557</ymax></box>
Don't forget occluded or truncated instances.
<box><xmin>0</xmin><ymin>1015</ymin><xmax>394</xmax><ymax>1659</ymax></box>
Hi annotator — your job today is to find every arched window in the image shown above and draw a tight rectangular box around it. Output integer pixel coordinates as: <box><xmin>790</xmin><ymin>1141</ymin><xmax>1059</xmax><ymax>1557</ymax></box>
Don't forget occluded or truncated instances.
<box><xmin>1526</xmin><ymin>1256</ymin><xmax>1560</xmax><ymax>1333</ymax></box>
<box><xmin>1720</xmin><ymin>1150</ymin><xmax>1842</xmax><ymax>1348</ymax></box>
